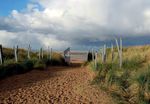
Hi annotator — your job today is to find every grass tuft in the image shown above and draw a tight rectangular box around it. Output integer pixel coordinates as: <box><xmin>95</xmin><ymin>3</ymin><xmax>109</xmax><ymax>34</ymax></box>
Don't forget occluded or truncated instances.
<box><xmin>90</xmin><ymin>45</ymin><xmax>150</xmax><ymax>104</ymax></box>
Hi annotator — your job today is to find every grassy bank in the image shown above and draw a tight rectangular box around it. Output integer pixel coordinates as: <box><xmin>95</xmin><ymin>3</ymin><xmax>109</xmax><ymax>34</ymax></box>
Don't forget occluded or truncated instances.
<box><xmin>90</xmin><ymin>45</ymin><xmax>150</xmax><ymax>104</ymax></box>
<box><xmin>0</xmin><ymin>47</ymin><xmax>67</xmax><ymax>79</ymax></box>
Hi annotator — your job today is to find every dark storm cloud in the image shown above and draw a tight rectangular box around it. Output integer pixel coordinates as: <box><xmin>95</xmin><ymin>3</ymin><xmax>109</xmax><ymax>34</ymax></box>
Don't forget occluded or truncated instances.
<box><xmin>0</xmin><ymin>0</ymin><xmax>150</xmax><ymax>50</ymax></box>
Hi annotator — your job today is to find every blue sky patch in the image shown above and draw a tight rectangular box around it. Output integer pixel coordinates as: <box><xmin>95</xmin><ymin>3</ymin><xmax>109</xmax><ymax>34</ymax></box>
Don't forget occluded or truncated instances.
<box><xmin>0</xmin><ymin>0</ymin><xmax>30</xmax><ymax>16</ymax></box>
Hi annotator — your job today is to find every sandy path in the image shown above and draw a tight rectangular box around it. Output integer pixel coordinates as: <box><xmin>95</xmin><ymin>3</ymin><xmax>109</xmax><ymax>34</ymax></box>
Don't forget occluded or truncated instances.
<box><xmin>0</xmin><ymin>63</ymin><xmax>114</xmax><ymax>104</ymax></box>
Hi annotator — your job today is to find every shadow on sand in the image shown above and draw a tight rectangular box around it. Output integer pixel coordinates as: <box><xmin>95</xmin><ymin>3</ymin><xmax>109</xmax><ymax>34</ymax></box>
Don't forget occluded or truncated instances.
<box><xmin>0</xmin><ymin>61</ymin><xmax>83</xmax><ymax>93</ymax></box>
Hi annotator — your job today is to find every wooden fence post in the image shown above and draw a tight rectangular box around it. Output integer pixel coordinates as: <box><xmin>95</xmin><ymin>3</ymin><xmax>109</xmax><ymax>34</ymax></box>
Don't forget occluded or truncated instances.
<box><xmin>92</xmin><ymin>48</ymin><xmax>94</xmax><ymax>61</ymax></box>
<box><xmin>101</xmin><ymin>47</ymin><xmax>104</xmax><ymax>63</ymax></box>
<box><xmin>39</xmin><ymin>48</ymin><xmax>41</xmax><ymax>60</ymax></box>
<box><xmin>115</xmin><ymin>38</ymin><xmax>123</xmax><ymax>68</ymax></box>
<box><xmin>41</xmin><ymin>48</ymin><xmax>43</xmax><ymax>59</ymax></box>
<box><xmin>95</xmin><ymin>52</ymin><xmax>98</xmax><ymax>70</ymax></box>
<box><xmin>14</xmin><ymin>45</ymin><xmax>18</xmax><ymax>62</ymax></box>
<box><xmin>111</xmin><ymin>43</ymin><xmax>114</xmax><ymax>62</ymax></box>
<box><xmin>47</xmin><ymin>47</ymin><xmax>52</xmax><ymax>60</ymax></box>
<box><xmin>120</xmin><ymin>38</ymin><xmax>123</xmax><ymax>68</ymax></box>
<box><xmin>50</xmin><ymin>48</ymin><xmax>52</xmax><ymax>60</ymax></box>
<box><xmin>0</xmin><ymin>48</ymin><xmax>2</xmax><ymax>65</ymax></box>
<box><xmin>27</xmin><ymin>44</ymin><xmax>31</xmax><ymax>59</ymax></box>
<box><xmin>0</xmin><ymin>45</ymin><xmax>4</xmax><ymax>64</ymax></box>
<box><xmin>103</xmin><ymin>44</ymin><xmax>106</xmax><ymax>63</ymax></box>
<box><xmin>47</xmin><ymin>46</ymin><xmax>49</xmax><ymax>59</ymax></box>
<box><xmin>115</xmin><ymin>39</ymin><xmax>120</xmax><ymax>56</ymax></box>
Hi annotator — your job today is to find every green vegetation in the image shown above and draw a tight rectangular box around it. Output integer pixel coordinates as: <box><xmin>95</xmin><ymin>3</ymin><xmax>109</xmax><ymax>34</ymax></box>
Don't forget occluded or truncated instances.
<box><xmin>90</xmin><ymin>45</ymin><xmax>150</xmax><ymax>104</ymax></box>
<box><xmin>0</xmin><ymin>47</ymin><xmax>67</xmax><ymax>79</ymax></box>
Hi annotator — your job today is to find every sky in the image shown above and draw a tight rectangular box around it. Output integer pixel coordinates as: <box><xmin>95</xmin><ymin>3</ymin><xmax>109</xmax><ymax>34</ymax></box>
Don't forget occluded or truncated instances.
<box><xmin>0</xmin><ymin>0</ymin><xmax>150</xmax><ymax>50</ymax></box>
<box><xmin>0</xmin><ymin>0</ymin><xmax>29</xmax><ymax>16</ymax></box>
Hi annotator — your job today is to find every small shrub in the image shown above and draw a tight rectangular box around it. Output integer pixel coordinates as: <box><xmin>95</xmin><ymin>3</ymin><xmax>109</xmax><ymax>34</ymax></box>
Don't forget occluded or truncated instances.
<box><xmin>0</xmin><ymin>47</ymin><xmax>66</xmax><ymax>80</ymax></box>
<box><xmin>24</xmin><ymin>60</ymin><xmax>34</xmax><ymax>69</ymax></box>
<box><xmin>34</xmin><ymin>60</ymin><xmax>46</xmax><ymax>70</ymax></box>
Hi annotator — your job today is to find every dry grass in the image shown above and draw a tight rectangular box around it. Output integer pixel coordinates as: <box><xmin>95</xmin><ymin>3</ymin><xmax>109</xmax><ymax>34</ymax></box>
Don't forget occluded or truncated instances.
<box><xmin>90</xmin><ymin>45</ymin><xmax>150</xmax><ymax>104</ymax></box>
<box><xmin>0</xmin><ymin>47</ymin><xmax>67</xmax><ymax>79</ymax></box>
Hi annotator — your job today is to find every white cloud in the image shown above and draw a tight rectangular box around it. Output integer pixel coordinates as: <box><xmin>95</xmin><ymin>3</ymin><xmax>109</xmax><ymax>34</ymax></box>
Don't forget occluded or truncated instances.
<box><xmin>0</xmin><ymin>30</ymin><xmax>69</xmax><ymax>50</ymax></box>
<box><xmin>1</xmin><ymin>0</ymin><xmax>150</xmax><ymax>50</ymax></box>
<box><xmin>37</xmin><ymin>34</ymin><xmax>70</xmax><ymax>49</ymax></box>
<box><xmin>0</xmin><ymin>30</ymin><xmax>17</xmax><ymax>46</ymax></box>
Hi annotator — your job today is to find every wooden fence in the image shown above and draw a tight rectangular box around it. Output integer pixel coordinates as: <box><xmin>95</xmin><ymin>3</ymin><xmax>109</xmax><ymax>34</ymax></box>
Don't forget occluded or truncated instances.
<box><xmin>93</xmin><ymin>38</ymin><xmax>123</xmax><ymax>69</ymax></box>
<box><xmin>0</xmin><ymin>37</ymin><xmax>123</xmax><ymax>66</ymax></box>
<box><xmin>0</xmin><ymin>44</ymin><xmax>53</xmax><ymax>65</ymax></box>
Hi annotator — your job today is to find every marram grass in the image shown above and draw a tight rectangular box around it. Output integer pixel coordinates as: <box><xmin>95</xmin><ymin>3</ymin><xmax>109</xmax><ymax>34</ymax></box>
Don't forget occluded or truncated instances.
<box><xmin>90</xmin><ymin>45</ymin><xmax>150</xmax><ymax>104</ymax></box>
<box><xmin>0</xmin><ymin>47</ymin><xmax>67</xmax><ymax>79</ymax></box>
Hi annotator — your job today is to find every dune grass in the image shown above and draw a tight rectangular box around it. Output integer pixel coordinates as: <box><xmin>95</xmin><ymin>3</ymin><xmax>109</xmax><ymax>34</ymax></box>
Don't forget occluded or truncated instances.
<box><xmin>0</xmin><ymin>47</ymin><xmax>67</xmax><ymax>79</ymax></box>
<box><xmin>90</xmin><ymin>45</ymin><xmax>150</xmax><ymax>104</ymax></box>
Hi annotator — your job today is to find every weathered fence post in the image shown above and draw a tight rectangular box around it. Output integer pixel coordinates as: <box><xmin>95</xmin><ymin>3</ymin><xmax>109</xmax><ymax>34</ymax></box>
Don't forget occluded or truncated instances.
<box><xmin>115</xmin><ymin>38</ymin><xmax>123</xmax><ymax>68</ymax></box>
<box><xmin>101</xmin><ymin>47</ymin><xmax>104</xmax><ymax>63</ymax></box>
<box><xmin>41</xmin><ymin>48</ymin><xmax>44</xmax><ymax>59</ymax></box>
<box><xmin>0</xmin><ymin>45</ymin><xmax>4</xmax><ymax>64</ymax></box>
<box><xmin>0</xmin><ymin>47</ymin><xmax>2</xmax><ymax>65</ymax></box>
<box><xmin>14</xmin><ymin>45</ymin><xmax>18</xmax><ymax>62</ymax></box>
<box><xmin>95</xmin><ymin>52</ymin><xmax>98</xmax><ymax>70</ymax></box>
<box><xmin>47</xmin><ymin>47</ymin><xmax>52</xmax><ymax>60</ymax></box>
<box><xmin>27</xmin><ymin>44</ymin><xmax>31</xmax><ymax>59</ymax></box>
<box><xmin>103</xmin><ymin>44</ymin><xmax>106</xmax><ymax>63</ymax></box>
<box><xmin>92</xmin><ymin>48</ymin><xmax>94</xmax><ymax>61</ymax></box>
<box><xmin>39</xmin><ymin>48</ymin><xmax>41</xmax><ymax>60</ymax></box>
<box><xmin>120</xmin><ymin>38</ymin><xmax>123</xmax><ymax>68</ymax></box>
<box><xmin>50</xmin><ymin>48</ymin><xmax>52</xmax><ymax>60</ymax></box>
<box><xmin>38</xmin><ymin>47</ymin><xmax>43</xmax><ymax>60</ymax></box>
<box><xmin>111</xmin><ymin>43</ymin><xmax>114</xmax><ymax>62</ymax></box>
<box><xmin>47</xmin><ymin>46</ymin><xmax>49</xmax><ymax>59</ymax></box>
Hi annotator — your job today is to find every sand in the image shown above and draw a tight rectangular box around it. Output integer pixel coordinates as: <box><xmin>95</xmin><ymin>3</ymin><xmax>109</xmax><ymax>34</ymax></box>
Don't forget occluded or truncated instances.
<box><xmin>0</xmin><ymin>62</ymin><xmax>114</xmax><ymax>104</ymax></box>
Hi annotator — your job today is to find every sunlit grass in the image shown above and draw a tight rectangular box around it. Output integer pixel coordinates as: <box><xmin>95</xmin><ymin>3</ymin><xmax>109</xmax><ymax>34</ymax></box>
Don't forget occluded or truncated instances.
<box><xmin>90</xmin><ymin>45</ymin><xmax>150</xmax><ymax>104</ymax></box>
<box><xmin>0</xmin><ymin>47</ymin><xmax>67</xmax><ymax>79</ymax></box>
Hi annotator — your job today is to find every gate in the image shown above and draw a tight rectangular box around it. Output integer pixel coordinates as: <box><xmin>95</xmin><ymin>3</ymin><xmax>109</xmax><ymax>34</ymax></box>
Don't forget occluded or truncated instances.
<box><xmin>64</xmin><ymin>48</ymin><xmax>88</xmax><ymax>64</ymax></box>
<box><xmin>64</xmin><ymin>47</ymin><xmax>71</xmax><ymax>64</ymax></box>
